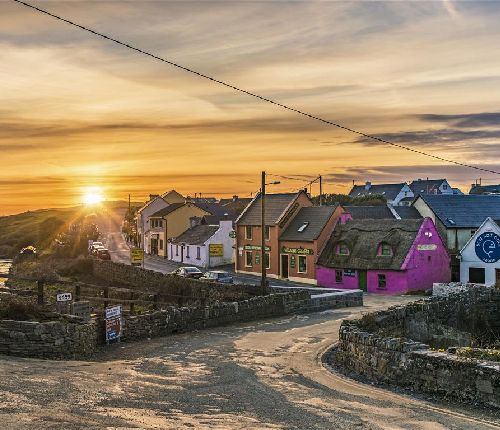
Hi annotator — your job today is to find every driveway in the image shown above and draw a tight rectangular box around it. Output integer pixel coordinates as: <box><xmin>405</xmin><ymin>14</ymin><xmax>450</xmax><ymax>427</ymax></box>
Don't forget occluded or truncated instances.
<box><xmin>0</xmin><ymin>295</ymin><xmax>498</xmax><ymax>430</ymax></box>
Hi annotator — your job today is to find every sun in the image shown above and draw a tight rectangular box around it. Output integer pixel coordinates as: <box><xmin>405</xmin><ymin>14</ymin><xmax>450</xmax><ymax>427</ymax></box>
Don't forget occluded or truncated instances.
<box><xmin>83</xmin><ymin>187</ymin><xmax>105</xmax><ymax>206</ymax></box>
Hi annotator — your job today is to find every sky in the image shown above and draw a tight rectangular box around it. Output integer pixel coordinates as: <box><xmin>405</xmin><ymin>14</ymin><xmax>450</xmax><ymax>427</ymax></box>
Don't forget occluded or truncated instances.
<box><xmin>1</xmin><ymin>0</ymin><xmax>500</xmax><ymax>214</ymax></box>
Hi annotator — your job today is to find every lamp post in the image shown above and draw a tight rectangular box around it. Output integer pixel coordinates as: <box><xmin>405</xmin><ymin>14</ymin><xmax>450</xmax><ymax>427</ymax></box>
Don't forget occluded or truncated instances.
<box><xmin>260</xmin><ymin>171</ymin><xmax>280</xmax><ymax>295</ymax></box>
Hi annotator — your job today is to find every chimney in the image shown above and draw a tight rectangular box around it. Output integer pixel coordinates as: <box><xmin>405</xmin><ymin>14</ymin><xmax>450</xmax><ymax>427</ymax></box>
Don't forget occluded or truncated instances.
<box><xmin>364</xmin><ymin>181</ymin><xmax>371</xmax><ymax>190</ymax></box>
<box><xmin>149</xmin><ymin>194</ymin><xmax>159</xmax><ymax>201</ymax></box>
<box><xmin>190</xmin><ymin>216</ymin><xmax>201</xmax><ymax>228</ymax></box>
<box><xmin>232</xmin><ymin>195</ymin><xmax>238</xmax><ymax>202</ymax></box>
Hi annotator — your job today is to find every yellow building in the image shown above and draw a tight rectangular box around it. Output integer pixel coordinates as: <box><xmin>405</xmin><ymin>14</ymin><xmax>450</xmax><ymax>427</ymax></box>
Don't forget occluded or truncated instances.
<box><xmin>147</xmin><ymin>202</ymin><xmax>211</xmax><ymax>257</ymax></box>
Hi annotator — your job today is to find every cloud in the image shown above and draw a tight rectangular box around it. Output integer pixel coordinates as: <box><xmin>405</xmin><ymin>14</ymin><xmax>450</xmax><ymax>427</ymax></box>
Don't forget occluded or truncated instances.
<box><xmin>418</xmin><ymin>112</ymin><xmax>500</xmax><ymax>128</ymax></box>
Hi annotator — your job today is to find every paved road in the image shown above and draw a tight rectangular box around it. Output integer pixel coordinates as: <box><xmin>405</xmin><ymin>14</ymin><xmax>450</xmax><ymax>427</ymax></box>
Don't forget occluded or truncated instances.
<box><xmin>1</xmin><ymin>294</ymin><xmax>498</xmax><ymax>430</ymax></box>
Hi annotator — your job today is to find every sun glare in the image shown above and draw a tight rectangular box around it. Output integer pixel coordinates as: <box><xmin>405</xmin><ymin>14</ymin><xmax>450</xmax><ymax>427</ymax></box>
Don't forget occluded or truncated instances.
<box><xmin>83</xmin><ymin>188</ymin><xmax>104</xmax><ymax>206</ymax></box>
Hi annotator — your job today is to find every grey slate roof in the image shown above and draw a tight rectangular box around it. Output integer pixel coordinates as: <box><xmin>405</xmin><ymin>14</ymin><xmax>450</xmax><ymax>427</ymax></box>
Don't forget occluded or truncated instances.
<box><xmin>470</xmin><ymin>184</ymin><xmax>500</xmax><ymax>195</ymax></box>
<box><xmin>416</xmin><ymin>194</ymin><xmax>500</xmax><ymax>228</ymax></box>
<box><xmin>318</xmin><ymin>219</ymin><xmax>423</xmax><ymax>271</ymax></box>
<box><xmin>344</xmin><ymin>205</ymin><xmax>394</xmax><ymax>219</ymax></box>
<box><xmin>348</xmin><ymin>183</ymin><xmax>405</xmax><ymax>201</ymax></box>
<box><xmin>237</xmin><ymin>192</ymin><xmax>305</xmax><ymax>225</ymax></box>
<box><xmin>279</xmin><ymin>205</ymin><xmax>337</xmax><ymax>242</ymax></box>
<box><xmin>150</xmin><ymin>203</ymin><xmax>185</xmax><ymax>218</ymax></box>
<box><xmin>392</xmin><ymin>206</ymin><xmax>423</xmax><ymax>220</ymax></box>
<box><xmin>170</xmin><ymin>225</ymin><xmax>219</xmax><ymax>245</ymax></box>
<box><xmin>409</xmin><ymin>179</ymin><xmax>447</xmax><ymax>195</ymax></box>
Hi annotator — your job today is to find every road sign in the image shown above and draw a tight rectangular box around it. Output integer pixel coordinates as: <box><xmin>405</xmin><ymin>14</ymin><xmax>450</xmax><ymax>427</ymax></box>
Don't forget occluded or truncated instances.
<box><xmin>130</xmin><ymin>248</ymin><xmax>144</xmax><ymax>265</ymax></box>
<box><xmin>56</xmin><ymin>292</ymin><xmax>72</xmax><ymax>302</ymax></box>
<box><xmin>209</xmin><ymin>244</ymin><xmax>224</xmax><ymax>257</ymax></box>
<box><xmin>229</xmin><ymin>231</ymin><xmax>236</xmax><ymax>238</ymax></box>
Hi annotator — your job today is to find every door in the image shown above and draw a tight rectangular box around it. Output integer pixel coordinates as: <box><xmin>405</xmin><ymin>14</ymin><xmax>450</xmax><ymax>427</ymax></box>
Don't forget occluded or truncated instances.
<box><xmin>281</xmin><ymin>254</ymin><xmax>289</xmax><ymax>278</ymax></box>
<box><xmin>358</xmin><ymin>270</ymin><xmax>367</xmax><ymax>292</ymax></box>
<box><xmin>496</xmin><ymin>269</ymin><xmax>500</xmax><ymax>288</ymax></box>
<box><xmin>151</xmin><ymin>239</ymin><xmax>158</xmax><ymax>255</ymax></box>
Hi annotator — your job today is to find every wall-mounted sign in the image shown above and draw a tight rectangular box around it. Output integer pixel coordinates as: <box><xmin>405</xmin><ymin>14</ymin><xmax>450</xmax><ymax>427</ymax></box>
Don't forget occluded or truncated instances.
<box><xmin>105</xmin><ymin>305</ymin><xmax>122</xmax><ymax>344</ymax></box>
<box><xmin>343</xmin><ymin>269</ymin><xmax>356</xmax><ymax>277</ymax></box>
<box><xmin>475</xmin><ymin>232</ymin><xmax>500</xmax><ymax>263</ymax></box>
<box><xmin>56</xmin><ymin>292</ymin><xmax>72</xmax><ymax>302</ymax></box>
<box><xmin>130</xmin><ymin>248</ymin><xmax>144</xmax><ymax>265</ymax></box>
<box><xmin>244</xmin><ymin>245</ymin><xmax>270</xmax><ymax>251</ymax></box>
<box><xmin>209</xmin><ymin>244</ymin><xmax>224</xmax><ymax>257</ymax></box>
<box><xmin>229</xmin><ymin>231</ymin><xmax>236</xmax><ymax>238</ymax></box>
<box><xmin>417</xmin><ymin>244</ymin><xmax>437</xmax><ymax>251</ymax></box>
<box><xmin>290</xmin><ymin>255</ymin><xmax>296</xmax><ymax>268</ymax></box>
<box><xmin>255</xmin><ymin>252</ymin><xmax>260</xmax><ymax>265</ymax></box>
<box><xmin>281</xmin><ymin>246</ymin><xmax>314</xmax><ymax>255</ymax></box>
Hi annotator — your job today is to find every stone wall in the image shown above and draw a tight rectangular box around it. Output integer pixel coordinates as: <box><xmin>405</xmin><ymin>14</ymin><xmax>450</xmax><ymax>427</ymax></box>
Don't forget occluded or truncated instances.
<box><xmin>0</xmin><ymin>317</ymin><xmax>99</xmax><ymax>359</ymax></box>
<box><xmin>92</xmin><ymin>259</ymin><xmax>258</xmax><ymax>302</ymax></box>
<box><xmin>331</xmin><ymin>286</ymin><xmax>500</xmax><ymax>408</ymax></box>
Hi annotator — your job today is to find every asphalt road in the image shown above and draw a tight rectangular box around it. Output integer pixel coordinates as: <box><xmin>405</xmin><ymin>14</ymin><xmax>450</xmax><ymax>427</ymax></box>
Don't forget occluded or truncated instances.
<box><xmin>1</xmin><ymin>295</ymin><xmax>498</xmax><ymax>430</ymax></box>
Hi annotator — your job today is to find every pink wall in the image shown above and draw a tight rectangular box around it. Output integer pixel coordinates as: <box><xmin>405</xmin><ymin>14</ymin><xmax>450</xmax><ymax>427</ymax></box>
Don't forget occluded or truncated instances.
<box><xmin>316</xmin><ymin>218</ymin><xmax>451</xmax><ymax>294</ymax></box>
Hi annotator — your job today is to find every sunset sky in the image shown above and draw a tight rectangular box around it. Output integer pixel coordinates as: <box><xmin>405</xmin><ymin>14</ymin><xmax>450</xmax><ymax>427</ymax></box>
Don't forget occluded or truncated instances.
<box><xmin>1</xmin><ymin>0</ymin><xmax>500</xmax><ymax>214</ymax></box>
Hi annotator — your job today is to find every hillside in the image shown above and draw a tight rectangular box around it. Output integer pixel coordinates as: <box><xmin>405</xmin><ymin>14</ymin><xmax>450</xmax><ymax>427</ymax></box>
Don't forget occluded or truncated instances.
<box><xmin>0</xmin><ymin>201</ymin><xmax>137</xmax><ymax>258</ymax></box>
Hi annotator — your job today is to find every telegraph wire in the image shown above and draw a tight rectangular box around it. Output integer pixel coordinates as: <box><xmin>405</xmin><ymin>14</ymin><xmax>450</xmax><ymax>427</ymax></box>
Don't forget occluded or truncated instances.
<box><xmin>12</xmin><ymin>0</ymin><xmax>500</xmax><ymax>176</ymax></box>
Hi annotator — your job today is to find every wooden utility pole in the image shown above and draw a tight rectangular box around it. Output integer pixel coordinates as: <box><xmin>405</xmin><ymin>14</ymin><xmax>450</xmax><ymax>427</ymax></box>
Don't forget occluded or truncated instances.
<box><xmin>260</xmin><ymin>171</ymin><xmax>267</xmax><ymax>295</ymax></box>
<box><xmin>319</xmin><ymin>175</ymin><xmax>323</xmax><ymax>206</ymax></box>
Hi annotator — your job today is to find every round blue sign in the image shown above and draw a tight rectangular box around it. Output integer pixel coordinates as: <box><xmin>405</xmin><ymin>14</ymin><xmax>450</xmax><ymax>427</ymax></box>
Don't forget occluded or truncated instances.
<box><xmin>475</xmin><ymin>231</ymin><xmax>500</xmax><ymax>263</ymax></box>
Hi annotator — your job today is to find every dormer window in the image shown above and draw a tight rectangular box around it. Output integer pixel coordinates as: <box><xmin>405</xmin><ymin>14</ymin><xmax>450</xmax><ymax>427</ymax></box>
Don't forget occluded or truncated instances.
<box><xmin>379</xmin><ymin>243</ymin><xmax>392</xmax><ymax>256</ymax></box>
<box><xmin>297</xmin><ymin>222</ymin><xmax>309</xmax><ymax>232</ymax></box>
<box><xmin>338</xmin><ymin>243</ymin><xmax>349</xmax><ymax>256</ymax></box>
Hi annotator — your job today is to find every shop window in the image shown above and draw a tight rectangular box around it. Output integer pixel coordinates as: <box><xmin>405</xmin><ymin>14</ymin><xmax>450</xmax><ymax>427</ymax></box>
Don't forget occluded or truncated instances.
<box><xmin>335</xmin><ymin>270</ymin><xmax>342</xmax><ymax>283</ymax></box>
<box><xmin>245</xmin><ymin>251</ymin><xmax>252</xmax><ymax>267</ymax></box>
<box><xmin>298</xmin><ymin>255</ymin><xmax>307</xmax><ymax>273</ymax></box>
<box><xmin>469</xmin><ymin>267</ymin><xmax>485</xmax><ymax>284</ymax></box>
<box><xmin>377</xmin><ymin>274</ymin><xmax>386</xmax><ymax>289</ymax></box>
<box><xmin>265</xmin><ymin>252</ymin><xmax>270</xmax><ymax>269</ymax></box>
<box><xmin>245</xmin><ymin>226</ymin><xmax>252</xmax><ymax>240</ymax></box>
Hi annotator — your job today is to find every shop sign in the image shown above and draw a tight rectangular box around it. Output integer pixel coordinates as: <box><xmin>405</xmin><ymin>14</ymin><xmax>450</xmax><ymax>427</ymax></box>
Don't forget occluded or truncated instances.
<box><xmin>417</xmin><ymin>244</ymin><xmax>437</xmax><ymax>251</ymax></box>
<box><xmin>105</xmin><ymin>305</ymin><xmax>122</xmax><ymax>344</ymax></box>
<box><xmin>290</xmin><ymin>255</ymin><xmax>296</xmax><ymax>268</ymax></box>
<box><xmin>255</xmin><ymin>252</ymin><xmax>260</xmax><ymax>265</ymax></box>
<box><xmin>281</xmin><ymin>246</ymin><xmax>314</xmax><ymax>255</ymax></box>
<box><xmin>343</xmin><ymin>269</ymin><xmax>355</xmax><ymax>277</ymax></box>
<box><xmin>130</xmin><ymin>248</ymin><xmax>144</xmax><ymax>265</ymax></box>
<box><xmin>209</xmin><ymin>244</ymin><xmax>224</xmax><ymax>257</ymax></box>
<box><xmin>475</xmin><ymin>231</ymin><xmax>500</xmax><ymax>263</ymax></box>
<box><xmin>244</xmin><ymin>245</ymin><xmax>270</xmax><ymax>251</ymax></box>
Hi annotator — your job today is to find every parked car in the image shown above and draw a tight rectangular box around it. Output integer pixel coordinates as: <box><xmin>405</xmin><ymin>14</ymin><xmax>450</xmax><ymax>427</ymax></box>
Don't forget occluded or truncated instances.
<box><xmin>96</xmin><ymin>248</ymin><xmax>111</xmax><ymax>260</ymax></box>
<box><xmin>201</xmin><ymin>271</ymin><xmax>234</xmax><ymax>284</ymax></box>
<box><xmin>171</xmin><ymin>266</ymin><xmax>203</xmax><ymax>279</ymax></box>
<box><xmin>89</xmin><ymin>241</ymin><xmax>104</xmax><ymax>254</ymax></box>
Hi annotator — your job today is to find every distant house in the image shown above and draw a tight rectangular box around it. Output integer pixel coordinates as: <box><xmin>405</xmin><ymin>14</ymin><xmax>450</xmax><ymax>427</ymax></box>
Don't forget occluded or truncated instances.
<box><xmin>168</xmin><ymin>220</ymin><xmax>234</xmax><ymax>268</ymax></box>
<box><xmin>459</xmin><ymin>217</ymin><xmax>500</xmax><ymax>286</ymax></box>
<box><xmin>146</xmin><ymin>202</ymin><xmax>211</xmax><ymax>257</ymax></box>
<box><xmin>348</xmin><ymin>182</ymin><xmax>412</xmax><ymax>206</ymax></box>
<box><xmin>135</xmin><ymin>190</ymin><xmax>186</xmax><ymax>250</ymax></box>
<box><xmin>409</xmin><ymin>179</ymin><xmax>454</xmax><ymax>196</ymax></box>
<box><xmin>317</xmin><ymin>218</ymin><xmax>450</xmax><ymax>294</ymax></box>
<box><xmin>470</xmin><ymin>184</ymin><xmax>500</xmax><ymax>195</ymax></box>
<box><xmin>344</xmin><ymin>205</ymin><xmax>422</xmax><ymax>220</ymax></box>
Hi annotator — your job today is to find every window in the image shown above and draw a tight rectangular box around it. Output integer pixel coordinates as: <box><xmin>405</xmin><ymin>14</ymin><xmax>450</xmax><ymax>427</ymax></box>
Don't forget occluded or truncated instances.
<box><xmin>265</xmin><ymin>252</ymin><xmax>270</xmax><ymax>269</ymax></box>
<box><xmin>245</xmin><ymin>226</ymin><xmax>252</xmax><ymax>240</ymax></box>
<box><xmin>245</xmin><ymin>251</ymin><xmax>253</xmax><ymax>267</ymax></box>
<box><xmin>265</xmin><ymin>225</ymin><xmax>270</xmax><ymax>241</ymax></box>
<box><xmin>196</xmin><ymin>247</ymin><xmax>201</xmax><ymax>260</ymax></box>
<box><xmin>380</xmin><ymin>243</ymin><xmax>392</xmax><ymax>256</ymax></box>
<box><xmin>338</xmin><ymin>243</ymin><xmax>349</xmax><ymax>255</ymax></box>
<box><xmin>469</xmin><ymin>267</ymin><xmax>485</xmax><ymax>284</ymax></box>
<box><xmin>298</xmin><ymin>255</ymin><xmax>307</xmax><ymax>273</ymax></box>
<box><xmin>186</xmin><ymin>246</ymin><xmax>190</xmax><ymax>258</ymax></box>
<box><xmin>442</xmin><ymin>183</ymin><xmax>448</xmax><ymax>190</ymax></box>
<box><xmin>297</xmin><ymin>222</ymin><xmax>309</xmax><ymax>232</ymax></box>
<box><xmin>176</xmin><ymin>245</ymin><xmax>179</xmax><ymax>256</ymax></box>
<box><xmin>159</xmin><ymin>239</ymin><xmax>163</xmax><ymax>250</ymax></box>
<box><xmin>335</xmin><ymin>270</ymin><xmax>342</xmax><ymax>283</ymax></box>
<box><xmin>377</xmin><ymin>274</ymin><xmax>386</xmax><ymax>289</ymax></box>
<box><xmin>470</xmin><ymin>230</ymin><xmax>476</xmax><ymax>237</ymax></box>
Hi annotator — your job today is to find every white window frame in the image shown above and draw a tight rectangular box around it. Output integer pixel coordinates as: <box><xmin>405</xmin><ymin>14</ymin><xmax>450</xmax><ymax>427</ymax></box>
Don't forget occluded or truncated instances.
<box><xmin>245</xmin><ymin>226</ymin><xmax>253</xmax><ymax>240</ymax></box>
<box><xmin>297</xmin><ymin>255</ymin><xmax>307</xmax><ymax>274</ymax></box>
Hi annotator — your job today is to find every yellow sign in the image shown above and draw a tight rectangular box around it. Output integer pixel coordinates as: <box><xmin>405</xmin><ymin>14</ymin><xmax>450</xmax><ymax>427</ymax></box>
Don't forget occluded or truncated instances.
<box><xmin>130</xmin><ymin>248</ymin><xmax>144</xmax><ymax>264</ymax></box>
<box><xmin>209</xmin><ymin>244</ymin><xmax>224</xmax><ymax>257</ymax></box>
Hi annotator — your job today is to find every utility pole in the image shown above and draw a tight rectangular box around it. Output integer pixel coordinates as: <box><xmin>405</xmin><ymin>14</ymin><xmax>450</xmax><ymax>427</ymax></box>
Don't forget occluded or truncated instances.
<box><xmin>261</xmin><ymin>171</ymin><xmax>266</xmax><ymax>294</ymax></box>
<box><xmin>319</xmin><ymin>175</ymin><xmax>323</xmax><ymax>206</ymax></box>
<box><xmin>128</xmin><ymin>194</ymin><xmax>131</xmax><ymax>212</ymax></box>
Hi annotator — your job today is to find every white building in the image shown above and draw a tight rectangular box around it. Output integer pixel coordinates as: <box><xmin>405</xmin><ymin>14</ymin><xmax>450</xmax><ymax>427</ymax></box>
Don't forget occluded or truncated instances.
<box><xmin>168</xmin><ymin>220</ymin><xmax>234</xmax><ymax>268</ymax></box>
<box><xmin>459</xmin><ymin>217</ymin><xmax>500</xmax><ymax>286</ymax></box>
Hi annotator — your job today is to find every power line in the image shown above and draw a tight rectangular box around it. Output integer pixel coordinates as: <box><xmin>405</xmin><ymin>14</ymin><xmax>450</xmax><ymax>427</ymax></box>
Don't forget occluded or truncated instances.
<box><xmin>268</xmin><ymin>173</ymin><xmax>316</xmax><ymax>182</ymax></box>
<box><xmin>12</xmin><ymin>0</ymin><xmax>500</xmax><ymax>176</ymax></box>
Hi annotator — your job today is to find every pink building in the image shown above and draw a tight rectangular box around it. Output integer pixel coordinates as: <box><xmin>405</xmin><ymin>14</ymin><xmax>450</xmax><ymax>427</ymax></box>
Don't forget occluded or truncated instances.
<box><xmin>316</xmin><ymin>218</ymin><xmax>450</xmax><ymax>294</ymax></box>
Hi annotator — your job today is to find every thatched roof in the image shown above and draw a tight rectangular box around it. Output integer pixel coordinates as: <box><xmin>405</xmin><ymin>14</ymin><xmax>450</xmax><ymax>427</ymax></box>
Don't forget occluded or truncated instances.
<box><xmin>317</xmin><ymin>219</ymin><xmax>423</xmax><ymax>271</ymax></box>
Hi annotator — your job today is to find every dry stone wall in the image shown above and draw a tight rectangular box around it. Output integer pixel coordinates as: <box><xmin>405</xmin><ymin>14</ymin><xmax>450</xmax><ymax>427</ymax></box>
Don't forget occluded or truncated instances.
<box><xmin>331</xmin><ymin>286</ymin><xmax>500</xmax><ymax>408</ymax></box>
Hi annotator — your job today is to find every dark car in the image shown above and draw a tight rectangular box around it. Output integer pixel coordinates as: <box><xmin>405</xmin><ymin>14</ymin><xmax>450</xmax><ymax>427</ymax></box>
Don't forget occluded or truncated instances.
<box><xmin>171</xmin><ymin>266</ymin><xmax>203</xmax><ymax>279</ymax></box>
<box><xmin>201</xmin><ymin>271</ymin><xmax>234</xmax><ymax>284</ymax></box>
<box><xmin>96</xmin><ymin>248</ymin><xmax>111</xmax><ymax>260</ymax></box>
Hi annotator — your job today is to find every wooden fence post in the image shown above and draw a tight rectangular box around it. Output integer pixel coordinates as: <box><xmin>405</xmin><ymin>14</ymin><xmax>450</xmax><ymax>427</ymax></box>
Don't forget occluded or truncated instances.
<box><xmin>153</xmin><ymin>294</ymin><xmax>159</xmax><ymax>310</ymax></box>
<box><xmin>129</xmin><ymin>291</ymin><xmax>135</xmax><ymax>313</ymax></box>
<box><xmin>75</xmin><ymin>284</ymin><xmax>81</xmax><ymax>302</ymax></box>
<box><xmin>103</xmin><ymin>286</ymin><xmax>109</xmax><ymax>309</ymax></box>
<box><xmin>37</xmin><ymin>280</ymin><xmax>44</xmax><ymax>305</ymax></box>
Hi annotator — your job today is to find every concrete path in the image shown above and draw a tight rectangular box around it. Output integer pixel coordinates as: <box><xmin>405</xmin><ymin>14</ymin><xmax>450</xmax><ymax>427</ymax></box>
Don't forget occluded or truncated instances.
<box><xmin>0</xmin><ymin>295</ymin><xmax>498</xmax><ymax>429</ymax></box>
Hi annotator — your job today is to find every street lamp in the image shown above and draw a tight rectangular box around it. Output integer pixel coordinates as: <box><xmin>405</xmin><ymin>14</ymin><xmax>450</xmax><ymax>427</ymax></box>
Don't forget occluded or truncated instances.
<box><xmin>261</xmin><ymin>171</ymin><xmax>280</xmax><ymax>295</ymax></box>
